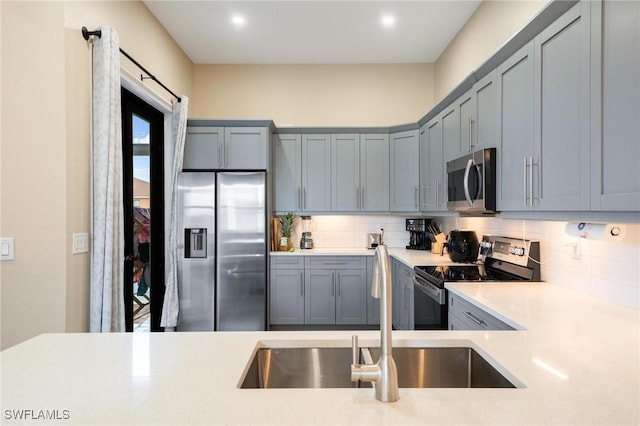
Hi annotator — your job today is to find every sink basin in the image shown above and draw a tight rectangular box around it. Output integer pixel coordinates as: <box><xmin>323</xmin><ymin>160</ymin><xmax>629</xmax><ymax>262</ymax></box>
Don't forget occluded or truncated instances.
<box><xmin>240</xmin><ymin>347</ymin><xmax>371</xmax><ymax>389</ymax></box>
<box><xmin>239</xmin><ymin>346</ymin><xmax>517</xmax><ymax>389</ymax></box>
<box><xmin>367</xmin><ymin>347</ymin><xmax>515</xmax><ymax>388</ymax></box>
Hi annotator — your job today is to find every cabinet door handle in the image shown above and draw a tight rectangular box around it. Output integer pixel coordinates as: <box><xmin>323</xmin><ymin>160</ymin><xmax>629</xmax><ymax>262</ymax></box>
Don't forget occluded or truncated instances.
<box><xmin>337</xmin><ymin>273</ymin><xmax>341</xmax><ymax>297</ymax></box>
<box><xmin>414</xmin><ymin>186</ymin><xmax>419</xmax><ymax>209</ymax></box>
<box><xmin>463</xmin><ymin>311</ymin><xmax>485</xmax><ymax>326</ymax></box>
<box><xmin>356</xmin><ymin>187</ymin><xmax>360</xmax><ymax>210</ymax></box>
<box><xmin>304</xmin><ymin>187</ymin><xmax>308</xmax><ymax>210</ymax></box>
<box><xmin>523</xmin><ymin>157</ymin><xmax>528</xmax><ymax>206</ymax></box>
<box><xmin>297</xmin><ymin>187</ymin><xmax>301</xmax><ymax>210</ymax></box>
<box><xmin>468</xmin><ymin>116</ymin><xmax>474</xmax><ymax>151</ymax></box>
<box><xmin>331</xmin><ymin>272</ymin><xmax>335</xmax><ymax>296</ymax></box>
<box><xmin>300</xmin><ymin>272</ymin><xmax>304</xmax><ymax>296</ymax></box>
<box><xmin>218</xmin><ymin>141</ymin><xmax>224</xmax><ymax>169</ymax></box>
<box><xmin>528</xmin><ymin>156</ymin><xmax>534</xmax><ymax>206</ymax></box>
<box><xmin>361</xmin><ymin>187</ymin><xmax>365</xmax><ymax>210</ymax></box>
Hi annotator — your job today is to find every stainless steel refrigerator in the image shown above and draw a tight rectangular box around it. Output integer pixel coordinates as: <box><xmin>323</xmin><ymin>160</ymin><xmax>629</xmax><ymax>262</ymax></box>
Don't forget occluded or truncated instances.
<box><xmin>177</xmin><ymin>171</ymin><xmax>267</xmax><ymax>331</ymax></box>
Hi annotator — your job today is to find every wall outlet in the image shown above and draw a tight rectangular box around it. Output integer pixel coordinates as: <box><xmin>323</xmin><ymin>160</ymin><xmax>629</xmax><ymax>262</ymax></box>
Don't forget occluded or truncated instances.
<box><xmin>0</xmin><ymin>238</ymin><xmax>15</xmax><ymax>261</ymax></box>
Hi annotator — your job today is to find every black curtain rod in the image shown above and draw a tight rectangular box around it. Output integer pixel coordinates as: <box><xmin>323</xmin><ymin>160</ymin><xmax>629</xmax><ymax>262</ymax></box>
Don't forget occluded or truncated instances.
<box><xmin>82</xmin><ymin>26</ymin><xmax>182</xmax><ymax>103</ymax></box>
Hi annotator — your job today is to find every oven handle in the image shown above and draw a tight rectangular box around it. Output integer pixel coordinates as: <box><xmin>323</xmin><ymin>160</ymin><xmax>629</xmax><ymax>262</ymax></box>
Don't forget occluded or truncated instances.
<box><xmin>412</xmin><ymin>275</ymin><xmax>446</xmax><ymax>305</ymax></box>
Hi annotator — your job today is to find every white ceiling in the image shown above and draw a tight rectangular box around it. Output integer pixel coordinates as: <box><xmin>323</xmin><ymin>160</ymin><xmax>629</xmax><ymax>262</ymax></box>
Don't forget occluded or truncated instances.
<box><xmin>143</xmin><ymin>1</ymin><xmax>482</xmax><ymax>64</ymax></box>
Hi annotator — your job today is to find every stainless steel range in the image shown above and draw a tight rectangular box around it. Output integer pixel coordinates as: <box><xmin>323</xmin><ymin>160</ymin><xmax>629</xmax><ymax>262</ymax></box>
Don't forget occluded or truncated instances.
<box><xmin>412</xmin><ymin>235</ymin><xmax>541</xmax><ymax>329</ymax></box>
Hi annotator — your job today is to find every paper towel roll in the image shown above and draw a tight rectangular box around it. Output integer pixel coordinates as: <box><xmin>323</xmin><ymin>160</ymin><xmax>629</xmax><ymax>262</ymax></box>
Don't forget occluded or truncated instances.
<box><xmin>565</xmin><ymin>222</ymin><xmax>625</xmax><ymax>241</ymax></box>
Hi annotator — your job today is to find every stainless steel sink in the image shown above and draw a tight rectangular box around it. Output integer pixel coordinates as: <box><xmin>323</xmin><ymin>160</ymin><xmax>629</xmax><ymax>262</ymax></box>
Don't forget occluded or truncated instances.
<box><xmin>239</xmin><ymin>346</ymin><xmax>516</xmax><ymax>389</ymax></box>
<box><xmin>240</xmin><ymin>347</ymin><xmax>372</xmax><ymax>389</ymax></box>
<box><xmin>367</xmin><ymin>347</ymin><xmax>515</xmax><ymax>388</ymax></box>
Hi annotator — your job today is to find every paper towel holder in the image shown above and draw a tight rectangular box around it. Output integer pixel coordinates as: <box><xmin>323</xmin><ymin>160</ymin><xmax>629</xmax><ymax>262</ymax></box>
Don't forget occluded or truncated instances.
<box><xmin>565</xmin><ymin>222</ymin><xmax>624</xmax><ymax>241</ymax></box>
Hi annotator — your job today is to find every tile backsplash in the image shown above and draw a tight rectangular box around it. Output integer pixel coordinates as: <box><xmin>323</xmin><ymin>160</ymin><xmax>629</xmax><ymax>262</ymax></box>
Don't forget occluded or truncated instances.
<box><xmin>285</xmin><ymin>214</ymin><xmax>640</xmax><ymax>310</ymax></box>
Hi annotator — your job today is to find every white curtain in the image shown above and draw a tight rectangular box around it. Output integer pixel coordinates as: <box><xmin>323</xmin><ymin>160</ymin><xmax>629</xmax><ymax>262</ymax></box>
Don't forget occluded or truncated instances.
<box><xmin>161</xmin><ymin>96</ymin><xmax>189</xmax><ymax>328</ymax></box>
<box><xmin>89</xmin><ymin>27</ymin><xmax>125</xmax><ymax>332</ymax></box>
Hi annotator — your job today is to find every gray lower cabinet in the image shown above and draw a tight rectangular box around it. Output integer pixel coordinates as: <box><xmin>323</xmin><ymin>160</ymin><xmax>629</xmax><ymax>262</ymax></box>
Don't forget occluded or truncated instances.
<box><xmin>335</xmin><ymin>269</ymin><xmax>367</xmax><ymax>324</ymax></box>
<box><xmin>270</xmin><ymin>256</ymin><xmax>368</xmax><ymax>326</ymax></box>
<box><xmin>183</xmin><ymin>126</ymin><xmax>269</xmax><ymax>170</ymax></box>
<box><xmin>366</xmin><ymin>257</ymin><xmax>380</xmax><ymax>325</ymax></box>
<box><xmin>304</xmin><ymin>269</ymin><xmax>335</xmax><ymax>324</ymax></box>
<box><xmin>391</xmin><ymin>258</ymin><xmax>414</xmax><ymax>330</ymax></box>
<box><xmin>269</xmin><ymin>257</ymin><xmax>305</xmax><ymax>325</ymax></box>
<box><xmin>305</xmin><ymin>256</ymin><xmax>367</xmax><ymax>325</ymax></box>
<box><xmin>590</xmin><ymin>0</ymin><xmax>640</xmax><ymax>211</ymax></box>
<box><xmin>448</xmin><ymin>293</ymin><xmax>514</xmax><ymax>331</ymax></box>
<box><xmin>390</xmin><ymin>130</ymin><xmax>420</xmax><ymax>212</ymax></box>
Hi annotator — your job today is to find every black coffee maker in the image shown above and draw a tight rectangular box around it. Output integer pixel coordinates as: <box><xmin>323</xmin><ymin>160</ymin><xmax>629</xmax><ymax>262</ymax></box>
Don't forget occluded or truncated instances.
<box><xmin>406</xmin><ymin>218</ymin><xmax>432</xmax><ymax>250</ymax></box>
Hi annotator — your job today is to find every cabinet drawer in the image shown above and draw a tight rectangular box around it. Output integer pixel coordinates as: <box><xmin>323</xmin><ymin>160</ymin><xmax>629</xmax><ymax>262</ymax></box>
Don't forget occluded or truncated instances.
<box><xmin>270</xmin><ymin>256</ymin><xmax>304</xmax><ymax>269</ymax></box>
<box><xmin>305</xmin><ymin>256</ymin><xmax>366</xmax><ymax>270</ymax></box>
<box><xmin>448</xmin><ymin>294</ymin><xmax>514</xmax><ymax>331</ymax></box>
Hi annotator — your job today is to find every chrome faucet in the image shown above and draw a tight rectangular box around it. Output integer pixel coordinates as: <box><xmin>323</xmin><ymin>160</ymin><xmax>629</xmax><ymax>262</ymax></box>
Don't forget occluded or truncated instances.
<box><xmin>351</xmin><ymin>244</ymin><xmax>399</xmax><ymax>402</ymax></box>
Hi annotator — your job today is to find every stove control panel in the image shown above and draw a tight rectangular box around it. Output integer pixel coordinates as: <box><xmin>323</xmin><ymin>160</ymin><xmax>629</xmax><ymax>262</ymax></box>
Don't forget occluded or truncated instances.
<box><xmin>481</xmin><ymin>235</ymin><xmax>540</xmax><ymax>267</ymax></box>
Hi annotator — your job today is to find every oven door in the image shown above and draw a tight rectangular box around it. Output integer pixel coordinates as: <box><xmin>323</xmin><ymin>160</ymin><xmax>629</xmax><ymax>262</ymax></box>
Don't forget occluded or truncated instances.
<box><xmin>413</xmin><ymin>274</ymin><xmax>448</xmax><ymax>330</ymax></box>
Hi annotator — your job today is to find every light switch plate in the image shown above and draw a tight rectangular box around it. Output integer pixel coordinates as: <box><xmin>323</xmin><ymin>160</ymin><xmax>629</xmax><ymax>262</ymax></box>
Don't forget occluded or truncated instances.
<box><xmin>0</xmin><ymin>238</ymin><xmax>15</xmax><ymax>261</ymax></box>
<box><xmin>72</xmin><ymin>233</ymin><xmax>89</xmax><ymax>254</ymax></box>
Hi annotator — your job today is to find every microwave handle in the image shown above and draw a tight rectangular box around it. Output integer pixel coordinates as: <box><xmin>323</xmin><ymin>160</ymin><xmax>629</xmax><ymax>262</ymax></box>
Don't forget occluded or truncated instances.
<box><xmin>463</xmin><ymin>158</ymin><xmax>474</xmax><ymax>206</ymax></box>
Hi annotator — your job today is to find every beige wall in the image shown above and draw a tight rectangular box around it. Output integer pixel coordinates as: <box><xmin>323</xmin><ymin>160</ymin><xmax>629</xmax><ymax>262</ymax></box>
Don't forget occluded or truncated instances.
<box><xmin>434</xmin><ymin>0</ymin><xmax>550</xmax><ymax>102</ymax></box>
<box><xmin>1</xmin><ymin>2</ymin><xmax>68</xmax><ymax>349</ymax></box>
<box><xmin>193</xmin><ymin>64</ymin><xmax>435</xmax><ymax>127</ymax></box>
<box><xmin>1</xmin><ymin>1</ymin><xmax>194</xmax><ymax>349</ymax></box>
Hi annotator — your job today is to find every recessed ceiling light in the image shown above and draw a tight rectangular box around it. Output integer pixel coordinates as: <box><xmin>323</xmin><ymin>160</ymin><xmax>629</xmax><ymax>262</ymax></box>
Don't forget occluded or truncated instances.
<box><xmin>381</xmin><ymin>15</ymin><xmax>395</xmax><ymax>28</ymax></box>
<box><xmin>231</xmin><ymin>15</ymin><xmax>246</xmax><ymax>27</ymax></box>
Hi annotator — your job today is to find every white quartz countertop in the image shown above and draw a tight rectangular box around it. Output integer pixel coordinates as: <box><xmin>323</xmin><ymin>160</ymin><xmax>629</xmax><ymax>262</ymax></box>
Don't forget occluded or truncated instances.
<box><xmin>271</xmin><ymin>247</ymin><xmax>457</xmax><ymax>268</ymax></box>
<box><xmin>2</xmin><ymin>253</ymin><xmax>639</xmax><ymax>425</ymax></box>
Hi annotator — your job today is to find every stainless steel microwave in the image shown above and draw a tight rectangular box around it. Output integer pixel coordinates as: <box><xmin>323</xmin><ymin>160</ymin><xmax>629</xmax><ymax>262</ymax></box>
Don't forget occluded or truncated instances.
<box><xmin>446</xmin><ymin>148</ymin><xmax>497</xmax><ymax>214</ymax></box>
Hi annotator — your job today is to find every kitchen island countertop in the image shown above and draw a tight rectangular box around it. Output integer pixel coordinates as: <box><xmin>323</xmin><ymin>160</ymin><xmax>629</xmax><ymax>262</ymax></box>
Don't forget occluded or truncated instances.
<box><xmin>2</xmin><ymin>278</ymin><xmax>638</xmax><ymax>425</ymax></box>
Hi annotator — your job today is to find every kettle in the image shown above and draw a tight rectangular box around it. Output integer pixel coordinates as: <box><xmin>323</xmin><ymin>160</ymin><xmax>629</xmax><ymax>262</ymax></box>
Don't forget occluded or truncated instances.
<box><xmin>447</xmin><ymin>230</ymin><xmax>480</xmax><ymax>263</ymax></box>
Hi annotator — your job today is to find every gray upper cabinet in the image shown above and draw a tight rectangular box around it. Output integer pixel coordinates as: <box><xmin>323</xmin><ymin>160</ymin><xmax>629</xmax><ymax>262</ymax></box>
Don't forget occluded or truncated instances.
<box><xmin>590</xmin><ymin>0</ymin><xmax>640</xmax><ymax>211</ymax></box>
<box><xmin>442</xmin><ymin>71</ymin><xmax>498</xmax><ymax>162</ymax></box>
<box><xmin>496</xmin><ymin>41</ymin><xmax>535</xmax><ymax>211</ymax></box>
<box><xmin>331</xmin><ymin>133</ymin><xmax>390</xmax><ymax>212</ymax></box>
<box><xmin>184</xmin><ymin>126</ymin><xmax>269</xmax><ymax>171</ymax></box>
<box><xmin>360</xmin><ymin>134</ymin><xmax>390</xmax><ymax>211</ymax></box>
<box><xmin>302</xmin><ymin>134</ymin><xmax>331</xmax><ymax>212</ymax></box>
<box><xmin>533</xmin><ymin>1</ymin><xmax>591</xmax><ymax>211</ymax></box>
<box><xmin>420</xmin><ymin>118</ymin><xmax>446</xmax><ymax>211</ymax></box>
<box><xmin>441</xmin><ymin>104</ymin><xmax>460</xmax><ymax>164</ymax></box>
<box><xmin>331</xmin><ymin>134</ymin><xmax>359</xmax><ymax>211</ymax></box>
<box><xmin>474</xmin><ymin>70</ymin><xmax>499</xmax><ymax>151</ymax></box>
<box><xmin>390</xmin><ymin>130</ymin><xmax>420</xmax><ymax>211</ymax></box>
<box><xmin>183</xmin><ymin>127</ymin><xmax>224</xmax><ymax>170</ymax></box>
<box><xmin>273</xmin><ymin>134</ymin><xmax>302</xmax><ymax>212</ymax></box>
<box><xmin>224</xmin><ymin>127</ymin><xmax>269</xmax><ymax>170</ymax></box>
